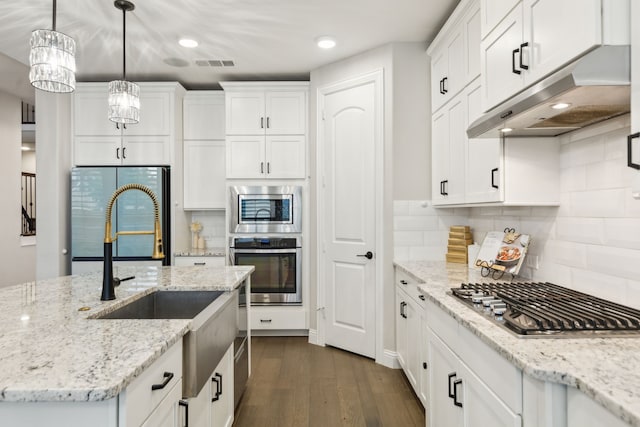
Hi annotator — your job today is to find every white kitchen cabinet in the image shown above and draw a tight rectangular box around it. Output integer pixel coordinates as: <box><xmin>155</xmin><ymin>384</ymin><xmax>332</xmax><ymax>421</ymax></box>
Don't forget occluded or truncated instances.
<box><xmin>630</xmin><ymin>1</ymin><xmax>640</xmax><ymax>174</ymax></box>
<box><xmin>480</xmin><ymin>0</ymin><xmax>519</xmax><ymax>40</ymax></box>
<box><xmin>481</xmin><ymin>0</ymin><xmax>627</xmax><ymax>112</ymax></box>
<box><xmin>432</xmin><ymin>93</ymin><xmax>466</xmax><ymax>206</ymax></box>
<box><xmin>211</xmin><ymin>343</ymin><xmax>235</xmax><ymax>427</ymax></box>
<box><xmin>428</xmin><ymin>0</ymin><xmax>480</xmax><ymax>114</ymax></box>
<box><xmin>221</xmin><ymin>82</ymin><xmax>308</xmax><ymax>180</ymax></box>
<box><xmin>184</xmin><ymin>92</ymin><xmax>225</xmax><ymax>140</ymax></box>
<box><xmin>251</xmin><ymin>306</ymin><xmax>307</xmax><ymax>330</ymax></box>
<box><xmin>567</xmin><ymin>387</ymin><xmax>628</xmax><ymax>427</ymax></box>
<box><xmin>226</xmin><ymin>135</ymin><xmax>305</xmax><ymax>179</ymax></box>
<box><xmin>395</xmin><ymin>272</ymin><xmax>426</xmax><ymax>404</ymax></box>
<box><xmin>425</xmin><ymin>300</ymin><xmax>522</xmax><ymax>427</ymax></box>
<box><xmin>183</xmin><ymin>140</ymin><xmax>226</xmax><ymax>209</ymax></box>
<box><xmin>140</xmin><ymin>379</ymin><xmax>183</xmax><ymax>427</ymax></box>
<box><xmin>73</xmin><ymin>82</ymin><xmax>185</xmax><ymax>166</ymax></box>
<box><xmin>174</xmin><ymin>256</ymin><xmax>226</xmax><ymax>267</ymax></box>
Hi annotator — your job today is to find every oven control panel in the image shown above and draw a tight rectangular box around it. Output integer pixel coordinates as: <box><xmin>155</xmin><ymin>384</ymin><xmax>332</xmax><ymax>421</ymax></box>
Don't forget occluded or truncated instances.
<box><xmin>232</xmin><ymin>237</ymin><xmax>299</xmax><ymax>249</ymax></box>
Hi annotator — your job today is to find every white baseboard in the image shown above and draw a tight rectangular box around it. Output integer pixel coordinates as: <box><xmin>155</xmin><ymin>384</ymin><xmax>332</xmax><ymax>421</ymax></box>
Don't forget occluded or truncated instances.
<box><xmin>307</xmin><ymin>329</ymin><xmax>321</xmax><ymax>346</ymax></box>
<box><xmin>379</xmin><ymin>349</ymin><xmax>401</xmax><ymax>369</ymax></box>
<box><xmin>251</xmin><ymin>329</ymin><xmax>309</xmax><ymax>337</ymax></box>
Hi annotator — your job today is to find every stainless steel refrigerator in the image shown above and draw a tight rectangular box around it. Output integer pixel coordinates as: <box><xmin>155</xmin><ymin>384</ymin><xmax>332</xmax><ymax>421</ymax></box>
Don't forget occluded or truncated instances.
<box><xmin>71</xmin><ymin>166</ymin><xmax>171</xmax><ymax>266</ymax></box>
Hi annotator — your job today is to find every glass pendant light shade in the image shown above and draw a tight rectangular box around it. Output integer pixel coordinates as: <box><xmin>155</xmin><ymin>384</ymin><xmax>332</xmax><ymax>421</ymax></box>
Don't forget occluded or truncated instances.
<box><xmin>29</xmin><ymin>1</ymin><xmax>77</xmax><ymax>93</ymax></box>
<box><xmin>108</xmin><ymin>80</ymin><xmax>140</xmax><ymax>124</ymax></box>
<box><xmin>108</xmin><ymin>0</ymin><xmax>139</xmax><ymax>124</ymax></box>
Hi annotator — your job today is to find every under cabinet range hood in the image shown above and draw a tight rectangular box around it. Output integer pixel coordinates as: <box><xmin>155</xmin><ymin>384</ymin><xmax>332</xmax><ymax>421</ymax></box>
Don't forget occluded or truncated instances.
<box><xmin>467</xmin><ymin>45</ymin><xmax>630</xmax><ymax>138</ymax></box>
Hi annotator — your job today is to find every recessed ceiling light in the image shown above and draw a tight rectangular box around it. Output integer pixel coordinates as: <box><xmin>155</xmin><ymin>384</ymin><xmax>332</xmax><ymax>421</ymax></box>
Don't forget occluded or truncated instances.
<box><xmin>179</xmin><ymin>39</ymin><xmax>198</xmax><ymax>48</ymax></box>
<box><xmin>500</xmin><ymin>127</ymin><xmax>513</xmax><ymax>133</ymax></box>
<box><xmin>551</xmin><ymin>102</ymin><xmax>571</xmax><ymax>110</ymax></box>
<box><xmin>316</xmin><ymin>36</ymin><xmax>336</xmax><ymax>49</ymax></box>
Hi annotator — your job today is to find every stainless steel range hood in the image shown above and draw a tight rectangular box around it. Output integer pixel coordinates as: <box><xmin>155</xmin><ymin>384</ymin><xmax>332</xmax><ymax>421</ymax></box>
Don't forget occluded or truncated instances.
<box><xmin>467</xmin><ymin>45</ymin><xmax>630</xmax><ymax>138</ymax></box>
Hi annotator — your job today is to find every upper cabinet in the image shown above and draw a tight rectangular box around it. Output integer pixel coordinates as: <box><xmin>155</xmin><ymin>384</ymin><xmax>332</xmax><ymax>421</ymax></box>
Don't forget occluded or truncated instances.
<box><xmin>481</xmin><ymin>0</ymin><xmax>630</xmax><ymax>111</ymax></box>
<box><xmin>72</xmin><ymin>82</ymin><xmax>185</xmax><ymax>166</ymax></box>
<box><xmin>183</xmin><ymin>92</ymin><xmax>226</xmax><ymax>210</ymax></box>
<box><xmin>221</xmin><ymin>82</ymin><xmax>308</xmax><ymax>179</ymax></box>
<box><xmin>428</xmin><ymin>0</ymin><xmax>481</xmax><ymax>114</ymax></box>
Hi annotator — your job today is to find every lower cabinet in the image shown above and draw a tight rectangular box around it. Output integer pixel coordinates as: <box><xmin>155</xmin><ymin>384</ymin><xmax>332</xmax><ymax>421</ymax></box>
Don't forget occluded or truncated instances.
<box><xmin>250</xmin><ymin>306</ymin><xmax>307</xmax><ymax>330</ymax></box>
<box><xmin>184</xmin><ymin>343</ymin><xmax>235</xmax><ymax>427</ymax></box>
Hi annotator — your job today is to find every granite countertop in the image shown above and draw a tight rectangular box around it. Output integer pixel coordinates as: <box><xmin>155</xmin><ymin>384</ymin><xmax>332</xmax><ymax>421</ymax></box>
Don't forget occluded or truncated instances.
<box><xmin>0</xmin><ymin>265</ymin><xmax>253</xmax><ymax>403</ymax></box>
<box><xmin>174</xmin><ymin>248</ymin><xmax>226</xmax><ymax>257</ymax></box>
<box><xmin>394</xmin><ymin>260</ymin><xmax>640</xmax><ymax>426</ymax></box>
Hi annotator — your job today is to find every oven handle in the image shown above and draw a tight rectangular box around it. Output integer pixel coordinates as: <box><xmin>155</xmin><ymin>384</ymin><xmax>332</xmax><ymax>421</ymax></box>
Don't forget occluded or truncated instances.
<box><xmin>229</xmin><ymin>248</ymin><xmax>300</xmax><ymax>254</ymax></box>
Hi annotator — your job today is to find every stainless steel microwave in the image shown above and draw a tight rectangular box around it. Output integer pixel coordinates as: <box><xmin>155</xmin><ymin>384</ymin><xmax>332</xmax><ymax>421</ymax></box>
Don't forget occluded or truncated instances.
<box><xmin>229</xmin><ymin>186</ymin><xmax>302</xmax><ymax>233</ymax></box>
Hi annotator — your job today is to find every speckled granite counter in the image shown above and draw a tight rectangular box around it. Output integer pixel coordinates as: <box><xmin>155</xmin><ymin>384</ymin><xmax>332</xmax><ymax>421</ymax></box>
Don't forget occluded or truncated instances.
<box><xmin>394</xmin><ymin>260</ymin><xmax>640</xmax><ymax>426</ymax></box>
<box><xmin>0</xmin><ymin>265</ymin><xmax>253</xmax><ymax>403</ymax></box>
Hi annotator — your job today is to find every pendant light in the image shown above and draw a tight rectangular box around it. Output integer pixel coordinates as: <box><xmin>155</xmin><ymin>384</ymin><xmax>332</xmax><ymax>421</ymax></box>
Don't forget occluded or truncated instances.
<box><xmin>29</xmin><ymin>0</ymin><xmax>76</xmax><ymax>93</ymax></box>
<box><xmin>108</xmin><ymin>0</ymin><xmax>139</xmax><ymax>125</ymax></box>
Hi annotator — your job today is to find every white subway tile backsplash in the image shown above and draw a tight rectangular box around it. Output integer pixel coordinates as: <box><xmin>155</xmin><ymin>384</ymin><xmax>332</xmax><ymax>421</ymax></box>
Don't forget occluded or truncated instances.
<box><xmin>570</xmin><ymin>269</ymin><xmax>628</xmax><ymax>305</ymax></box>
<box><xmin>394</xmin><ymin>231</ymin><xmax>424</xmax><ymax>247</ymax></box>
<box><xmin>409</xmin><ymin>246</ymin><xmax>446</xmax><ymax>261</ymax></box>
<box><xmin>604</xmin><ymin>126</ymin><xmax>631</xmax><ymax>161</ymax></box>
<box><xmin>502</xmin><ymin>206</ymin><xmax>532</xmax><ymax>216</ymax></box>
<box><xmin>603</xmin><ymin>218</ymin><xmax>640</xmax><ymax>250</ymax></box>
<box><xmin>555</xmin><ymin>217</ymin><xmax>604</xmax><ymax>245</ymax></box>
<box><xmin>543</xmin><ymin>240</ymin><xmax>588</xmax><ymax>269</ymax></box>
<box><xmin>586</xmin><ymin>245</ymin><xmax>640</xmax><ymax>281</ymax></box>
<box><xmin>626</xmin><ymin>279</ymin><xmax>640</xmax><ymax>310</ymax></box>
<box><xmin>560</xmin><ymin>135</ymin><xmax>605</xmax><ymax>168</ymax></box>
<box><xmin>423</xmin><ymin>230</ymin><xmax>448</xmax><ymax>246</ymax></box>
<box><xmin>585</xmin><ymin>160</ymin><xmax>626</xmax><ymax>190</ymax></box>
<box><xmin>569</xmin><ymin>189</ymin><xmax>625</xmax><ymax>218</ymax></box>
<box><xmin>560</xmin><ymin>166</ymin><xmax>586</xmax><ymax>192</ymax></box>
<box><xmin>408</xmin><ymin>200</ymin><xmax>438</xmax><ymax>216</ymax></box>
<box><xmin>394</xmin><ymin>215</ymin><xmax>439</xmax><ymax>231</ymax></box>
<box><xmin>394</xmin><ymin>247</ymin><xmax>410</xmax><ymax>261</ymax></box>
<box><xmin>393</xmin><ymin>200</ymin><xmax>410</xmax><ymax>215</ymax></box>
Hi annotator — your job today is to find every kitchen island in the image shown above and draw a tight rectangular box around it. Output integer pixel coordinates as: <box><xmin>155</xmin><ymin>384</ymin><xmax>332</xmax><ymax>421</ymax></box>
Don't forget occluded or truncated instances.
<box><xmin>395</xmin><ymin>260</ymin><xmax>640</xmax><ymax>427</ymax></box>
<box><xmin>0</xmin><ymin>265</ymin><xmax>252</xmax><ymax>426</ymax></box>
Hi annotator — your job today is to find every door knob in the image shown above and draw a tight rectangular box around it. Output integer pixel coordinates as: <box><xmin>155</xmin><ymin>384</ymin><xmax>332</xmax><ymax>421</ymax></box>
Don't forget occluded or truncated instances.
<box><xmin>357</xmin><ymin>251</ymin><xmax>373</xmax><ymax>260</ymax></box>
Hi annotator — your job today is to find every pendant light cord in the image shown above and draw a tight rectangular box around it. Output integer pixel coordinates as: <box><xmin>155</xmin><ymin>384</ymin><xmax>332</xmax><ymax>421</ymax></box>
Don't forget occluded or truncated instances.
<box><xmin>122</xmin><ymin>6</ymin><xmax>126</xmax><ymax>80</ymax></box>
<box><xmin>52</xmin><ymin>0</ymin><xmax>57</xmax><ymax>31</ymax></box>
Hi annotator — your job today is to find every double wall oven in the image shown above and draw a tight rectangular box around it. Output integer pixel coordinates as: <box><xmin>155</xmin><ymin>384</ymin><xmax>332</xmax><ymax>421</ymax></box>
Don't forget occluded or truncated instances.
<box><xmin>229</xmin><ymin>186</ymin><xmax>303</xmax><ymax>305</ymax></box>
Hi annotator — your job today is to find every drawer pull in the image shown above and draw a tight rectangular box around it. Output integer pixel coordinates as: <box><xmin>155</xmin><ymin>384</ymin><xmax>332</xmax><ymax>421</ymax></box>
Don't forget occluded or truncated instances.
<box><xmin>194</xmin><ymin>262</ymin><xmax>206</xmax><ymax>266</ymax></box>
<box><xmin>448</xmin><ymin>372</ymin><xmax>457</xmax><ymax>398</ymax></box>
<box><xmin>151</xmin><ymin>371</ymin><xmax>174</xmax><ymax>391</ymax></box>
<box><xmin>453</xmin><ymin>379</ymin><xmax>463</xmax><ymax>407</ymax></box>
<box><xmin>419</xmin><ymin>295</ymin><xmax>426</xmax><ymax>301</ymax></box>
<box><xmin>628</xmin><ymin>132</ymin><xmax>640</xmax><ymax>169</ymax></box>
<box><xmin>260</xmin><ymin>319</ymin><xmax>272</xmax><ymax>323</ymax></box>
<box><xmin>400</xmin><ymin>279</ymin><xmax>408</xmax><ymax>285</ymax></box>
<box><xmin>179</xmin><ymin>400</ymin><xmax>189</xmax><ymax>427</ymax></box>
<box><xmin>211</xmin><ymin>373</ymin><xmax>223</xmax><ymax>402</ymax></box>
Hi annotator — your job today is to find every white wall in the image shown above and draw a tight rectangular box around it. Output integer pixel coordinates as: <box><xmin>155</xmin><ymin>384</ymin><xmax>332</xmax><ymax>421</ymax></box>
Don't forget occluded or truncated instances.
<box><xmin>394</xmin><ymin>115</ymin><xmax>640</xmax><ymax>309</ymax></box>
<box><xmin>0</xmin><ymin>90</ymin><xmax>36</xmax><ymax>287</ymax></box>
<box><xmin>188</xmin><ymin>211</ymin><xmax>226</xmax><ymax>249</ymax></box>
<box><xmin>22</xmin><ymin>150</ymin><xmax>36</xmax><ymax>174</ymax></box>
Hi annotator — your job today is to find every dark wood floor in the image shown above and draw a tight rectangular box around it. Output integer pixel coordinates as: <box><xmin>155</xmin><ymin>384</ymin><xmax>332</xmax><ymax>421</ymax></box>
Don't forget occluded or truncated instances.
<box><xmin>233</xmin><ymin>336</ymin><xmax>425</xmax><ymax>427</ymax></box>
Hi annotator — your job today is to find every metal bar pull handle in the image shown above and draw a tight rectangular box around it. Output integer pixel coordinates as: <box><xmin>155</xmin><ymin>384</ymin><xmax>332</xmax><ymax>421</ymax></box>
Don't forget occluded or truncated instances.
<box><xmin>260</xmin><ymin>117</ymin><xmax>264</xmax><ymax>129</ymax></box>
<box><xmin>491</xmin><ymin>168</ymin><xmax>499</xmax><ymax>189</ymax></box>
<box><xmin>439</xmin><ymin>78</ymin><xmax>444</xmax><ymax>94</ymax></box>
<box><xmin>122</xmin><ymin>146</ymin><xmax>126</xmax><ymax>159</ymax></box>
<box><xmin>260</xmin><ymin>319</ymin><xmax>272</xmax><ymax>323</ymax></box>
<box><xmin>512</xmin><ymin>48</ymin><xmax>521</xmax><ymax>74</ymax></box>
<box><xmin>116</xmin><ymin>147</ymin><xmax>120</xmax><ymax>159</ymax></box>
<box><xmin>266</xmin><ymin>117</ymin><xmax>270</xmax><ymax>128</ymax></box>
<box><xmin>628</xmin><ymin>133</ymin><xmax>640</xmax><ymax>169</ymax></box>
<box><xmin>215</xmin><ymin>373</ymin><xmax>222</xmax><ymax>396</ymax></box>
<box><xmin>400</xmin><ymin>301</ymin><xmax>407</xmax><ymax>319</ymax></box>
<box><xmin>151</xmin><ymin>371</ymin><xmax>174</xmax><ymax>390</ymax></box>
<box><xmin>442</xmin><ymin>180</ymin><xmax>448</xmax><ymax>196</ymax></box>
<box><xmin>448</xmin><ymin>372</ymin><xmax>457</xmax><ymax>398</ymax></box>
<box><xmin>453</xmin><ymin>379</ymin><xmax>463</xmax><ymax>407</ymax></box>
<box><xmin>194</xmin><ymin>262</ymin><xmax>206</xmax><ymax>266</ymax></box>
<box><xmin>519</xmin><ymin>42</ymin><xmax>529</xmax><ymax>70</ymax></box>
<box><xmin>442</xmin><ymin>77</ymin><xmax>448</xmax><ymax>94</ymax></box>
<box><xmin>179</xmin><ymin>400</ymin><xmax>189</xmax><ymax>427</ymax></box>
<box><xmin>260</xmin><ymin>162</ymin><xmax>264</xmax><ymax>174</ymax></box>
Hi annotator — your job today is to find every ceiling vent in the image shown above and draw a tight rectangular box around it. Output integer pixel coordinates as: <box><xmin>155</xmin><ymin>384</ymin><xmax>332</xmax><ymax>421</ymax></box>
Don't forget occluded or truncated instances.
<box><xmin>195</xmin><ymin>59</ymin><xmax>235</xmax><ymax>67</ymax></box>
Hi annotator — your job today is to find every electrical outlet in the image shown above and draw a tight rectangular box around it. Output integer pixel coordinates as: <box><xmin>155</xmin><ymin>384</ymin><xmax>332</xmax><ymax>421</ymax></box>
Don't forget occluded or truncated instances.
<box><xmin>526</xmin><ymin>255</ymin><xmax>539</xmax><ymax>270</ymax></box>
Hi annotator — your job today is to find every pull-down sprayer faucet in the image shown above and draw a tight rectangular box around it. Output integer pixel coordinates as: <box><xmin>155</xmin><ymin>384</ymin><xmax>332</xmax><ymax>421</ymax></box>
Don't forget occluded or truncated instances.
<box><xmin>101</xmin><ymin>183</ymin><xmax>164</xmax><ymax>300</ymax></box>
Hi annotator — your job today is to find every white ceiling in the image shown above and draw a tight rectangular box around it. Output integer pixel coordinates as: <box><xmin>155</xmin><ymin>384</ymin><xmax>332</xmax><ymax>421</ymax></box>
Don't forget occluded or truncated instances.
<box><xmin>0</xmin><ymin>0</ymin><xmax>459</xmax><ymax>94</ymax></box>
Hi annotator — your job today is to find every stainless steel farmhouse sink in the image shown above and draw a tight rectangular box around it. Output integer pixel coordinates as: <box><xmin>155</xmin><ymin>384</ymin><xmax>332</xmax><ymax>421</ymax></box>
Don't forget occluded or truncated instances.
<box><xmin>96</xmin><ymin>290</ymin><xmax>225</xmax><ymax>319</ymax></box>
<box><xmin>94</xmin><ymin>289</ymin><xmax>238</xmax><ymax>398</ymax></box>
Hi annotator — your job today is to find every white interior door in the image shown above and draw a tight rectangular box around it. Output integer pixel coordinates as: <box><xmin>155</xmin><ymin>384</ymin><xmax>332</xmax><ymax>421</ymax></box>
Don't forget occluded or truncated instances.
<box><xmin>320</xmin><ymin>74</ymin><xmax>378</xmax><ymax>359</ymax></box>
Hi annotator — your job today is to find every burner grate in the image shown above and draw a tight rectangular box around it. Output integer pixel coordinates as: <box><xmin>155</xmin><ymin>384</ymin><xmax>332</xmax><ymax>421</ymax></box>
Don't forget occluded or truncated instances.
<box><xmin>452</xmin><ymin>282</ymin><xmax>640</xmax><ymax>336</ymax></box>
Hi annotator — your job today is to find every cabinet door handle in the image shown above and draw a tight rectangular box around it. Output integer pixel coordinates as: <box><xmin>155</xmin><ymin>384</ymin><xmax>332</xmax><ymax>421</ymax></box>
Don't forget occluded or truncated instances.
<box><xmin>211</xmin><ymin>373</ymin><xmax>222</xmax><ymax>402</ymax></box>
<box><xmin>260</xmin><ymin>319</ymin><xmax>272</xmax><ymax>323</ymax></box>
<box><xmin>442</xmin><ymin>180</ymin><xmax>448</xmax><ymax>196</ymax></box>
<box><xmin>400</xmin><ymin>279</ymin><xmax>407</xmax><ymax>285</ymax></box>
<box><xmin>519</xmin><ymin>42</ymin><xmax>529</xmax><ymax>70</ymax></box>
<box><xmin>442</xmin><ymin>77</ymin><xmax>448</xmax><ymax>94</ymax></box>
<box><xmin>266</xmin><ymin>117</ymin><xmax>270</xmax><ymax>128</ymax></box>
<box><xmin>512</xmin><ymin>48</ymin><xmax>521</xmax><ymax>75</ymax></box>
<box><xmin>179</xmin><ymin>400</ymin><xmax>189</xmax><ymax>427</ymax></box>
<box><xmin>260</xmin><ymin>162</ymin><xmax>264</xmax><ymax>174</ymax></box>
<box><xmin>628</xmin><ymin>133</ymin><xmax>640</xmax><ymax>169</ymax></box>
<box><xmin>116</xmin><ymin>147</ymin><xmax>120</xmax><ymax>159</ymax></box>
<box><xmin>260</xmin><ymin>117</ymin><xmax>264</xmax><ymax>129</ymax></box>
<box><xmin>151</xmin><ymin>371</ymin><xmax>174</xmax><ymax>390</ymax></box>
<box><xmin>267</xmin><ymin>162</ymin><xmax>270</xmax><ymax>174</ymax></box>
<box><xmin>440</xmin><ymin>180</ymin><xmax>444</xmax><ymax>195</ymax></box>
<box><xmin>400</xmin><ymin>301</ymin><xmax>407</xmax><ymax>319</ymax></box>
<box><xmin>419</xmin><ymin>295</ymin><xmax>426</xmax><ymax>301</ymax></box>
<box><xmin>194</xmin><ymin>262</ymin><xmax>206</xmax><ymax>266</ymax></box>
<box><xmin>448</xmin><ymin>372</ymin><xmax>457</xmax><ymax>398</ymax></box>
<box><xmin>453</xmin><ymin>379</ymin><xmax>463</xmax><ymax>407</ymax></box>
<box><xmin>439</xmin><ymin>78</ymin><xmax>444</xmax><ymax>94</ymax></box>
<box><xmin>491</xmin><ymin>167</ymin><xmax>499</xmax><ymax>189</ymax></box>
<box><xmin>122</xmin><ymin>146</ymin><xmax>126</xmax><ymax>159</ymax></box>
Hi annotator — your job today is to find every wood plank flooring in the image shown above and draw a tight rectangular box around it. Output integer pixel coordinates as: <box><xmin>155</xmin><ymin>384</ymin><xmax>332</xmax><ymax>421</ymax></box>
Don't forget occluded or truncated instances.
<box><xmin>233</xmin><ymin>337</ymin><xmax>425</xmax><ymax>427</ymax></box>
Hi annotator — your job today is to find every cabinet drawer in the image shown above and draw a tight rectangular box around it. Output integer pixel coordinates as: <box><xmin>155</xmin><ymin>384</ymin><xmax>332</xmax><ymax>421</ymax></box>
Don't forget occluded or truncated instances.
<box><xmin>120</xmin><ymin>339</ymin><xmax>183</xmax><ymax>427</ymax></box>
<box><xmin>251</xmin><ymin>308</ymin><xmax>306</xmax><ymax>330</ymax></box>
<box><xmin>396</xmin><ymin>269</ymin><xmax>426</xmax><ymax>308</ymax></box>
<box><xmin>174</xmin><ymin>256</ymin><xmax>226</xmax><ymax>267</ymax></box>
<box><xmin>425</xmin><ymin>300</ymin><xmax>459</xmax><ymax>354</ymax></box>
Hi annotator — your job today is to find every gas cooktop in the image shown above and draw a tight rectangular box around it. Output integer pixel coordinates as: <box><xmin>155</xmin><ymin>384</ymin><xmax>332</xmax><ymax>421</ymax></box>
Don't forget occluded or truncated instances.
<box><xmin>450</xmin><ymin>282</ymin><xmax>640</xmax><ymax>337</ymax></box>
